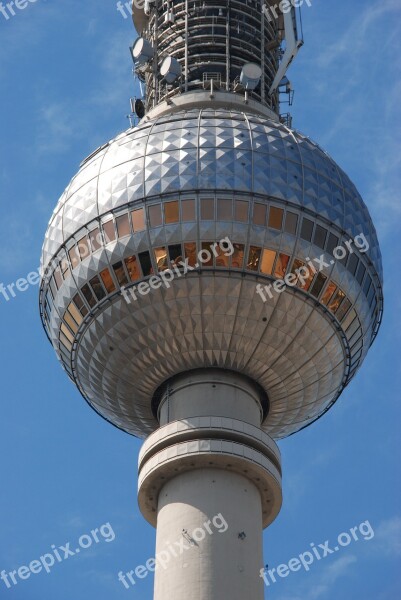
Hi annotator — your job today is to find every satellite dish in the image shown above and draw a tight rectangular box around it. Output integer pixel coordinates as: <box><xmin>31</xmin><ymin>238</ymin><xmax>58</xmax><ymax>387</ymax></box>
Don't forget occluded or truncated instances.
<box><xmin>240</xmin><ymin>63</ymin><xmax>262</xmax><ymax>91</ymax></box>
<box><xmin>132</xmin><ymin>37</ymin><xmax>154</xmax><ymax>65</ymax></box>
<box><xmin>135</xmin><ymin>99</ymin><xmax>145</xmax><ymax>119</ymax></box>
<box><xmin>160</xmin><ymin>56</ymin><xmax>182</xmax><ymax>84</ymax></box>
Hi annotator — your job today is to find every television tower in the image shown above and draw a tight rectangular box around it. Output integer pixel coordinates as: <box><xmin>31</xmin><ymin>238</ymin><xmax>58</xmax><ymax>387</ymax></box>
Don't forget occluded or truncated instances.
<box><xmin>39</xmin><ymin>2</ymin><xmax>383</xmax><ymax>599</ymax></box>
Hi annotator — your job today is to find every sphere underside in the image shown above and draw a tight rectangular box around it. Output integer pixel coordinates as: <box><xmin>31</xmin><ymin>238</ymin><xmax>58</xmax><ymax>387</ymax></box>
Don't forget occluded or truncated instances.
<box><xmin>75</xmin><ymin>273</ymin><xmax>347</xmax><ymax>439</ymax></box>
<box><xmin>39</xmin><ymin>109</ymin><xmax>383</xmax><ymax>439</ymax></box>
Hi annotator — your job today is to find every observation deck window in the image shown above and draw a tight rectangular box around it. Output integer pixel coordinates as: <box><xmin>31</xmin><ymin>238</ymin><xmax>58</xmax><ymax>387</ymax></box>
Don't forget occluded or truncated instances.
<box><xmin>132</xmin><ymin>208</ymin><xmax>146</xmax><ymax>232</ymax></box>
<box><xmin>182</xmin><ymin>199</ymin><xmax>196</xmax><ymax>221</ymax></box>
<box><xmin>235</xmin><ymin>200</ymin><xmax>248</xmax><ymax>223</ymax></box>
<box><xmin>268</xmin><ymin>207</ymin><xmax>284</xmax><ymax>230</ymax></box>
<box><xmin>260</xmin><ymin>249</ymin><xmax>276</xmax><ymax>275</ymax></box>
<box><xmin>284</xmin><ymin>211</ymin><xmax>298</xmax><ymax>235</ymax></box>
<box><xmin>275</xmin><ymin>253</ymin><xmax>290</xmax><ymax>279</ymax></box>
<box><xmin>164</xmin><ymin>201</ymin><xmax>179</xmax><ymax>224</ymax></box>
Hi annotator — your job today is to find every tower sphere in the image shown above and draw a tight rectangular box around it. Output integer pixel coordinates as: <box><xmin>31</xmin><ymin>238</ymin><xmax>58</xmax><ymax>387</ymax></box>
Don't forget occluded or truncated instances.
<box><xmin>39</xmin><ymin>107</ymin><xmax>383</xmax><ymax>440</ymax></box>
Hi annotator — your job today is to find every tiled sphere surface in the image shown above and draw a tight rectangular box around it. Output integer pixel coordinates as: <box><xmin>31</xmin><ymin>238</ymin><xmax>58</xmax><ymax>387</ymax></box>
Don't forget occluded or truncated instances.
<box><xmin>40</xmin><ymin>109</ymin><xmax>383</xmax><ymax>439</ymax></box>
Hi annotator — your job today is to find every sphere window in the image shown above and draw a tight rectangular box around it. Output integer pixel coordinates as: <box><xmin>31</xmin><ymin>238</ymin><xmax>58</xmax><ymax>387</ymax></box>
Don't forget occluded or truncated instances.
<box><xmin>59</xmin><ymin>336</ymin><xmax>72</xmax><ymax>355</ymax></box>
<box><xmin>326</xmin><ymin>232</ymin><xmax>340</xmax><ymax>256</ymax></box>
<box><xmin>60</xmin><ymin>322</ymin><xmax>74</xmax><ymax>345</ymax></box>
<box><xmin>215</xmin><ymin>245</ymin><xmax>230</xmax><ymax>268</ymax></box>
<box><xmin>169</xmin><ymin>244</ymin><xmax>183</xmax><ymax>266</ymax></box>
<box><xmin>154</xmin><ymin>247</ymin><xmax>169</xmax><ymax>271</ymax></box>
<box><xmin>201</xmin><ymin>198</ymin><xmax>214</xmax><ymax>220</ymax></box>
<box><xmin>89</xmin><ymin>227</ymin><xmax>102</xmax><ymax>252</ymax></box>
<box><xmin>200</xmin><ymin>242</ymin><xmax>214</xmax><ymax>267</ymax></box>
<box><xmin>90</xmin><ymin>276</ymin><xmax>106</xmax><ymax>301</ymax></box>
<box><xmin>182</xmin><ymin>199</ymin><xmax>196</xmax><ymax>221</ymax></box>
<box><xmin>367</xmin><ymin>285</ymin><xmax>376</xmax><ymax>307</ymax></box>
<box><xmin>300</xmin><ymin>218</ymin><xmax>314</xmax><ymax>242</ymax></box>
<box><xmin>274</xmin><ymin>253</ymin><xmax>290</xmax><ymax>279</ymax></box>
<box><xmin>131</xmin><ymin>208</ymin><xmax>146</xmax><ymax>232</ymax></box>
<box><xmin>64</xmin><ymin>311</ymin><xmax>79</xmax><ymax>335</ymax></box>
<box><xmin>231</xmin><ymin>244</ymin><xmax>244</xmax><ymax>268</ymax></box>
<box><xmin>349</xmin><ymin>329</ymin><xmax>363</xmax><ymax>349</ymax></box>
<box><xmin>351</xmin><ymin>351</ymin><xmax>363</xmax><ymax>369</ymax></box>
<box><xmin>291</xmin><ymin>259</ymin><xmax>313</xmax><ymax>291</ymax></box>
<box><xmin>310</xmin><ymin>272</ymin><xmax>327</xmax><ymax>298</ymax></box>
<box><xmin>116</xmin><ymin>214</ymin><xmax>131</xmax><ymax>238</ymax></box>
<box><xmin>217</xmin><ymin>199</ymin><xmax>232</xmax><ymax>220</ymax></box>
<box><xmin>100</xmin><ymin>268</ymin><xmax>117</xmax><ymax>293</ymax></box>
<box><xmin>260</xmin><ymin>249</ymin><xmax>276</xmax><ymax>275</ymax></box>
<box><xmin>253</xmin><ymin>203</ymin><xmax>266</xmax><ymax>226</ymax></box>
<box><xmin>342</xmin><ymin>309</ymin><xmax>357</xmax><ymax>332</ymax></box>
<box><xmin>321</xmin><ymin>281</ymin><xmax>337</xmax><ymax>306</ymax></box>
<box><xmin>102</xmin><ymin>220</ymin><xmax>116</xmax><ymax>244</ymax></box>
<box><xmin>68</xmin><ymin>246</ymin><xmax>80</xmax><ymax>269</ymax></box>
<box><xmin>347</xmin><ymin>253</ymin><xmax>359</xmax><ymax>276</ymax></box>
<box><xmin>138</xmin><ymin>251</ymin><xmax>153</xmax><ymax>276</ymax></box>
<box><xmin>53</xmin><ymin>266</ymin><xmax>63</xmax><ymax>290</ymax></box>
<box><xmin>268</xmin><ymin>207</ymin><xmax>284</xmax><ymax>230</ymax></box>
<box><xmin>77</xmin><ymin>235</ymin><xmax>91</xmax><ymax>261</ymax></box>
<box><xmin>247</xmin><ymin>246</ymin><xmax>262</xmax><ymax>271</ymax></box>
<box><xmin>43</xmin><ymin>295</ymin><xmax>52</xmax><ymax>324</ymax></box>
<box><xmin>345</xmin><ymin>314</ymin><xmax>360</xmax><ymax>339</ymax></box>
<box><xmin>124</xmin><ymin>257</ymin><xmax>141</xmax><ymax>282</ymax></box>
<box><xmin>336</xmin><ymin>298</ymin><xmax>352</xmax><ymax>322</ymax></box>
<box><xmin>49</xmin><ymin>278</ymin><xmax>57</xmax><ymax>299</ymax></box>
<box><xmin>149</xmin><ymin>204</ymin><xmax>163</xmax><ymax>228</ymax></box>
<box><xmin>351</xmin><ymin>337</ymin><xmax>363</xmax><ymax>355</ymax></box>
<box><xmin>112</xmin><ymin>261</ymin><xmax>129</xmax><ymax>286</ymax></box>
<box><xmin>356</xmin><ymin>263</ymin><xmax>366</xmax><ymax>286</ymax></box>
<box><xmin>66</xmin><ymin>301</ymin><xmax>83</xmax><ymax>327</ymax></box>
<box><xmin>73</xmin><ymin>293</ymin><xmax>88</xmax><ymax>317</ymax></box>
<box><xmin>363</xmin><ymin>276</ymin><xmax>372</xmax><ymax>297</ymax></box>
<box><xmin>59</xmin><ymin>330</ymin><xmax>72</xmax><ymax>352</ymax></box>
<box><xmin>81</xmin><ymin>283</ymin><xmax>97</xmax><ymax>308</ymax></box>
<box><xmin>235</xmin><ymin>200</ymin><xmax>248</xmax><ymax>223</ymax></box>
<box><xmin>328</xmin><ymin>289</ymin><xmax>345</xmax><ymax>314</ymax></box>
<box><xmin>60</xmin><ymin>255</ymin><xmax>70</xmax><ymax>280</ymax></box>
<box><xmin>313</xmin><ymin>225</ymin><xmax>327</xmax><ymax>249</ymax></box>
<box><xmin>284</xmin><ymin>211</ymin><xmax>298</xmax><ymax>235</ymax></box>
<box><xmin>184</xmin><ymin>242</ymin><xmax>197</xmax><ymax>267</ymax></box>
<box><xmin>164</xmin><ymin>201</ymin><xmax>179</xmax><ymax>224</ymax></box>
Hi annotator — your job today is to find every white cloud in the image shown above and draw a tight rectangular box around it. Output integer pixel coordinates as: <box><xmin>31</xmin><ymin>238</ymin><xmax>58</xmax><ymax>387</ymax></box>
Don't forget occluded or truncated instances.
<box><xmin>36</xmin><ymin>102</ymin><xmax>82</xmax><ymax>154</ymax></box>
<box><xmin>296</xmin><ymin>0</ymin><xmax>401</xmax><ymax>241</ymax></box>
<box><xmin>309</xmin><ymin>555</ymin><xmax>357</xmax><ymax>599</ymax></box>
<box><xmin>372</xmin><ymin>516</ymin><xmax>401</xmax><ymax>557</ymax></box>
<box><xmin>274</xmin><ymin>555</ymin><xmax>357</xmax><ymax>600</ymax></box>
<box><xmin>66</xmin><ymin>515</ymin><xmax>86</xmax><ymax>529</ymax></box>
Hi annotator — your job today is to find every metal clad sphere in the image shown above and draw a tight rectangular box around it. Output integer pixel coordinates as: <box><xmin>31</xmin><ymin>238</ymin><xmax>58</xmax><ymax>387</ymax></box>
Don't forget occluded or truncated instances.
<box><xmin>40</xmin><ymin>109</ymin><xmax>383</xmax><ymax>439</ymax></box>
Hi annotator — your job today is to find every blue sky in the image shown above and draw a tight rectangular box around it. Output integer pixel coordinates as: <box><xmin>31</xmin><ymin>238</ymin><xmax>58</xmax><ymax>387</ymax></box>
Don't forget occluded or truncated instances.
<box><xmin>0</xmin><ymin>0</ymin><xmax>400</xmax><ymax>598</ymax></box>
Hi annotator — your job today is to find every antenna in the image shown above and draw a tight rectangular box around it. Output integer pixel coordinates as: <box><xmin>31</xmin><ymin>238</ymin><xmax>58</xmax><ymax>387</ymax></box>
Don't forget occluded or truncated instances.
<box><xmin>126</xmin><ymin>97</ymin><xmax>146</xmax><ymax>127</ymax></box>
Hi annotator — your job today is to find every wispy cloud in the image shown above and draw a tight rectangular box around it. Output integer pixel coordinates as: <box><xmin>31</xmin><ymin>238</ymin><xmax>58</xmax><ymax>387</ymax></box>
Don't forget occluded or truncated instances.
<box><xmin>274</xmin><ymin>555</ymin><xmax>357</xmax><ymax>600</ymax></box>
<box><xmin>371</xmin><ymin>516</ymin><xmax>401</xmax><ymax>557</ymax></box>
<box><xmin>66</xmin><ymin>515</ymin><xmax>86</xmax><ymax>529</ymax></box>
<box><xmin>316</xmin><ymin>0</ymin><xmax>401</xmax><ymax>70</ymax></box>
<box><xmin>297</xmin><ymin>0</ymin><xmax>401</xmax><ymax>240</ymax></box>
<box><xmin>309</xmin><ymin>555</ymin><xmax>357</xmax><ymax>599</ymax></box>
<box><xmin>33</xmin><ymin>29</ymin><xmax>135</xmax><ymax>156</ymax></box>
<box><xmin>36</xmin><ymin>102</ymin><xmax>82</xmax><ymax>154</ymax></box>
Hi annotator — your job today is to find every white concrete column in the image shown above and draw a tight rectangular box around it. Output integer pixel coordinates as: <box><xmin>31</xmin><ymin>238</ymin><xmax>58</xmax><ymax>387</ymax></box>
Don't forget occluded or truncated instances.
<box><xmin>138</xmin><ymin>369</ymin><xmax>282</xmax><ymax>600</ymax></box>
<box><xmin>154</xmin><ymin>468</ymin><xmax>264</xmax><ymax>599</ymax></box>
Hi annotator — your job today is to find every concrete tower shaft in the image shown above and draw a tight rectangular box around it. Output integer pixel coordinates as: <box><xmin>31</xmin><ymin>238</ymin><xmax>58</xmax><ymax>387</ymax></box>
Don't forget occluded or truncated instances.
<box><xmin>132</xmin><ymin>0</ymin><xmax>291</xmax><ymax>113</ymax></box>
<box><xmin>138</xmin><ymin>370</ymin><xmax>282</xmax><ymax>600</ymax></box>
